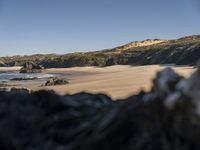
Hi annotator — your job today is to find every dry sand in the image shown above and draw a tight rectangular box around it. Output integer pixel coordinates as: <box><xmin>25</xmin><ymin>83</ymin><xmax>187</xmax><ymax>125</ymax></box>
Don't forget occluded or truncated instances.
<box><xmin>0</xmin><ymin>65</ymin><xmax>195</xmax><ymax>100</ymax></box>
<box><xmin>0</xmin><ymin>66</ymin><xmax>21</xmax><ymax>72</ymax></box>
<box><xmin>28</xmin><ymin>65</ymin><xmax>195</xmax><ymax>99</ymax></box>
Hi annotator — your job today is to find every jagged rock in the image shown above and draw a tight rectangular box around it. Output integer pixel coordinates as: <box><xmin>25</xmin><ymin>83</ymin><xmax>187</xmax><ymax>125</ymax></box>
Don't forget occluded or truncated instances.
<box><xmin>44</xmin><ymin>78</ymin><xmax>69</xmax><ymax>86</ymax></box>
<box><xmin>152</xmin><ymin>68</ymin><xmax>183</xmax><ymax>98</ymax></box>
<box><xmin>20</xmin><ymin>62</ymin><xmax>44</xmax><ymax>73</ymax></box>
<box><xmin>0</xmin><ymin>60</ymin><xmax>6</xmax><ymax>67</ymax></box>
<box><xmin>10</xmin><ymin>87</ymin><xmax>31</xmax><ymax>93</ymax></box>
<box><xmin>176</xmin><ymin>69</ymin><xmax>200</xmax><ymax>100</ymax></box>
<box><xmin>0</xmin><ymin>68</ymin><xmax>200</xmax><ymax>149</ymax></box>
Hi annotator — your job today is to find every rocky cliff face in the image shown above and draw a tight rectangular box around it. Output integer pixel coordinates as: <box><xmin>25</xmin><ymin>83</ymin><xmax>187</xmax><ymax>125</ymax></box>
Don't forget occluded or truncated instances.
<box><xmin>0</xmin><ymin>35</ymin><xmax>200</xmax><ymax>68</ymax></box>
<box><xmin>0</xmin><ymin>68</ymin><xmax>200</xmax><ymax>149</ymax></box>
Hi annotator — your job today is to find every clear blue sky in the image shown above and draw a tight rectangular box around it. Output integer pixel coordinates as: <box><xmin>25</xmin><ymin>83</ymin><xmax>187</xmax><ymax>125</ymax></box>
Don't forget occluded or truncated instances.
<box><xmin>0</xmin><ymin>0</ymin><xmax>200</xmax><ymax>56</ymax></box>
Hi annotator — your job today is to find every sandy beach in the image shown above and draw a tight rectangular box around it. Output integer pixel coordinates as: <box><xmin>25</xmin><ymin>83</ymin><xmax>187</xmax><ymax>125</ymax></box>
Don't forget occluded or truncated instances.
<box><xmin>0</xmin><ymin>66</ymin><xmax>22</xmax><ymax>72</ymax></box>
<box><xmin>0</xmin><ymin>65</ymin><xmax>195</xmax><ymax>100</ymax></box>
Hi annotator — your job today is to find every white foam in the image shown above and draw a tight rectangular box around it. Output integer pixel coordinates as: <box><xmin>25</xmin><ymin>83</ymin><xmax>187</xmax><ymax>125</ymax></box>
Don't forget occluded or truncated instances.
<box><xmin>0</xmin><ymin>72</ymin><xmax>56</xmax><ymax>81</ymax></box>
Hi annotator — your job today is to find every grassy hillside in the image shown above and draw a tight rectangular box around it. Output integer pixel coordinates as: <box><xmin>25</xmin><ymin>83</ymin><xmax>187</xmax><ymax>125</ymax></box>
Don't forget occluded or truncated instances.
<box><xmin>1</xmin><ymin>35</ymin><xmax>200</xmax><ymax>68</ymax></box>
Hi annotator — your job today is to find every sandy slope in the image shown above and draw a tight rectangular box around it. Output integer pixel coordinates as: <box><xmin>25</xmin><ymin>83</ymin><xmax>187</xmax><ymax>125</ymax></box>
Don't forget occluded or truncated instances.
<box><xmin>0</xmin><ymin>65</ymin><xmax>195</xmax><ymax>100</ymax></box>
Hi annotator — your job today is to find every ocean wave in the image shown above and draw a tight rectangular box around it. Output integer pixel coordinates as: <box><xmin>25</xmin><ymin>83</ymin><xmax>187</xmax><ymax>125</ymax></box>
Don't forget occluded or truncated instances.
<box><xmin>0</xmin><ymin>73</ymin><xmax>55</xmax><ymax>81</ymax></box>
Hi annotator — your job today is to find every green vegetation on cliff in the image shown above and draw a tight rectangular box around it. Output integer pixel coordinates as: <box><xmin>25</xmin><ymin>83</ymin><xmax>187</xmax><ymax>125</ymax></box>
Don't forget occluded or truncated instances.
<box><xmin>1</xmin><ymin>35</ymin><xmax>200</xmax><ymax>68</ymax></box>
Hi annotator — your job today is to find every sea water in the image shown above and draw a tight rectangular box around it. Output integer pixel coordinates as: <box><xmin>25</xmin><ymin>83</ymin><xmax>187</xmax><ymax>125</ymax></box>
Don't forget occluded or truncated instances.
<box><xmin>0</xmin><ymin>72</ymin><xmax>55</xmax><ymax>82</ymax></box>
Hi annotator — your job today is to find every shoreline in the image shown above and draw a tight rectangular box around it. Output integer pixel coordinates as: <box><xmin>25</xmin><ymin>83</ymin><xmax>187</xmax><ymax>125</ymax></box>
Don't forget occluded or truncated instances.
<box><xmin>0</xmin><ymin>65</ymin><xmax>195</xmax><ymax>99</ymax></box>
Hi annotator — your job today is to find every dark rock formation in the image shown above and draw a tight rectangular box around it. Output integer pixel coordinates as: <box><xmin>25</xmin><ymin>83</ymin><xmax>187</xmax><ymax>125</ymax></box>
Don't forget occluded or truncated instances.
<box><xmin>10</xmin><ymin>87</ymin><xmax>31</xmax><ymax>93</ymax></box>
<box><xmin>0</xmin><ymin>60</ymin><xmax>6</xmax><ymax>67</ymax></box>
<box><xmin>44</xmin><ymin>78</ymin><xmax>69</xmax><ymax>86</ymax></box>
<box><xmin>10</xmin><ymin>77</ymin><xmax>38</xmax><ymax>81</ymax></box>
<box><xmin>20</xmin><ymin>62</ymin><xmax>44</xmax><ymax>73</ymax></box>
<box><xmin>1</xmin><ymin>35</ymin><xmax>200</xmax><ymax>68</ymax></box>
<box><xmin>0</xmin><ymin>87</ymin><xmax>31</xmax><ymax>93</ymax></box>
<box><xmin>0</xmin><ymin>68</ymin><xmax>200</xmax><ymax>149</ymax></box>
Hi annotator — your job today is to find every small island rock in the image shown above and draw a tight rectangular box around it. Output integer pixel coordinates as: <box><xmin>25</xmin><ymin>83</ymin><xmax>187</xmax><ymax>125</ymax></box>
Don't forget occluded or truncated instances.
<box><xmin>20</xmin><ymin>62</ymin><xmax>44</xmax><ymax>73</ymax></box>
<box><xmin>44</xmin><ymin>77</ymin><xmax>69</xmax><ymax>86</ymax></box>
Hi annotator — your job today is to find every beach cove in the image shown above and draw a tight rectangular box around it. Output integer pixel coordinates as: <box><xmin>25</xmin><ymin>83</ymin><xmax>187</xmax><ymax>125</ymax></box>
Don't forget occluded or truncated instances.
<box><xmin>0</xmin><ymin>65</ymin><xmax>195</xmax><ymax>100</ymax></box>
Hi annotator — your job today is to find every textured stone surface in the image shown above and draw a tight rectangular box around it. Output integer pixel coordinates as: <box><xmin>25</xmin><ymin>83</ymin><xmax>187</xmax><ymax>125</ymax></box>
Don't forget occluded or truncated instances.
<box><xmin>0</xmin><ymin>68</ymin><xmax>200</xmax><ymax>149</ymax></box>
<box><xmin>20</xmin><ymin>62</ymin><xmax>44</xmax><ymax>73</ymax></box>
<box><xmin>44</xmin><ymin>78</ymin><xmax>69</xmax><ymax>86</ymax></box>
<box><xmin>0</xmin><ymin>35</ymin><xmax>200</xmax><ymax>68</ymax></box>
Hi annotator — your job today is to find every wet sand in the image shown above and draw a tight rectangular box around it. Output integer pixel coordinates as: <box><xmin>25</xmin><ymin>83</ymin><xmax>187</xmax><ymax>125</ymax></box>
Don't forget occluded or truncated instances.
<box><xmin>0</xmin><ymin>65</ymin><xmax>195</xmax><ymax>100</ymax></box>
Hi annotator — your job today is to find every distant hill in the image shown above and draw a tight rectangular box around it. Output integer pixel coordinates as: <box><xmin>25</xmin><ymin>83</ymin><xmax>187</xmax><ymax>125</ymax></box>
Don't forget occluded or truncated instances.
<box><xmin>0</xmin><ymin>35</ymin><xmax>200</xmax><ymax>68</ymax></box>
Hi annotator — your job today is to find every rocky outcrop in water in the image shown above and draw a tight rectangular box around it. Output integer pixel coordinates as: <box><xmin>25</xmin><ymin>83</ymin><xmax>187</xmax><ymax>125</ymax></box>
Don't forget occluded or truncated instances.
<box><xmin>44</xmin><ymin>77</ymin><xmax>69</xmax><ymax>86</ymax></box>
<box><xmin>0</xmin><ymin>68</ymin><xmax>200</xmax><ymax>149</ymax></box>
<box><xmin>20</xmin><ymin>62</ymin><xmax>44</xmax><ymax>73</ymax></box>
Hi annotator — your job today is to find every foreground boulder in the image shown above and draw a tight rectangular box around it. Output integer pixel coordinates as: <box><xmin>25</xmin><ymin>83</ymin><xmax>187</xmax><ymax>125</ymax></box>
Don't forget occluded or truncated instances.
<box><xmin>0</xmin><ymin>68</ymin><xmax>200</xmax><ymax>149</ymax></box>
<box><xmin>44</xmin><ymin>77</ymin><xmax>69</xmax><ymax>86</ymax></box>
<box><xmin>20</xmin><ymin>62</ymin><xmax>44</xmax><ymax>73</ymax></box>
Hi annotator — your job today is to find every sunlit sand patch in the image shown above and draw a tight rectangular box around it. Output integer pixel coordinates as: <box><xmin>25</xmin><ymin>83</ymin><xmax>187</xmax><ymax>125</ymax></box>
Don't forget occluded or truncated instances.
<box><xmin>0</xmin><ymin>65</ymin><xmax>195</xmax><ymax>100</ymax></box>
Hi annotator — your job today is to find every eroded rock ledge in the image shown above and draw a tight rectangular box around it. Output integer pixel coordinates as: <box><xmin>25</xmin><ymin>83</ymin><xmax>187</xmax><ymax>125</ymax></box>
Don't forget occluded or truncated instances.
<box><xmin>0</xmin><ymin>68</ymin><xmax>200</xmax><ymax>150</ymax></box>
